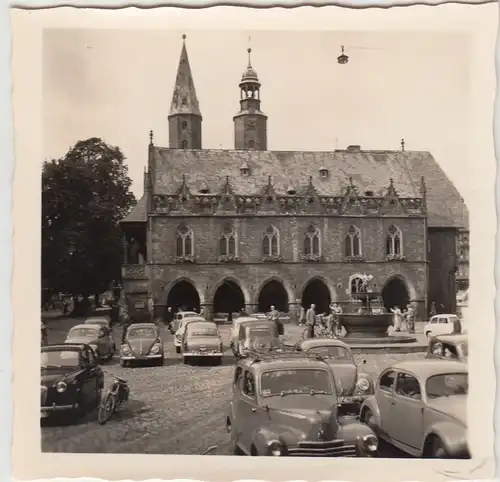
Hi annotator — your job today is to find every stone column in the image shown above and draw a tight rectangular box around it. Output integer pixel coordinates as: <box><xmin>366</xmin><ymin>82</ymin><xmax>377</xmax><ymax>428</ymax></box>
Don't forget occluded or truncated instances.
<box><xmin>245</xmin><ymin>303</ymin><xmax>257</xmax><ymax>315</ymax></box>
<box><xmin>201</xmin><ymin>303</ymin><xmax>213</xmax><ymax>321</ymax></box>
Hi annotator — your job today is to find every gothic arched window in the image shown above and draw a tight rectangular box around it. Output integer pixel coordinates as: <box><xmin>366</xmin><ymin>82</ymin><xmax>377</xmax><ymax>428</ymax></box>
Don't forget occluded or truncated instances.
<box><xmin>262</xmin><ymin>225</ymin><xmax>280</xmax><ymax>256</ymax></box>
<box><xmin>220</xmin><ymin>223</ymin><xmax>237</xmax><ymax>257</ymax></box>
<box><xmin>304</xmin><ymin>225</ymin><xmax>321</xmax><ymax>256</ymax></box>
<box><xmin>176</xmin><ymin>224</ymin><xmax>193</xmax><ymax>257</ymax></box>
<box><xmin>345</xmin><ymin>225</ymin><xmax>362</xmax><ymax>257</ymax></box>
<box><xmin>350</xmin><ymin>276</ymin><xmax>365</xmax><ymax>294</ymax></box>
<box><xmin>386</xmin><ymin>225</ymin><xmax>403</xmax><ymax>256</ymax></box>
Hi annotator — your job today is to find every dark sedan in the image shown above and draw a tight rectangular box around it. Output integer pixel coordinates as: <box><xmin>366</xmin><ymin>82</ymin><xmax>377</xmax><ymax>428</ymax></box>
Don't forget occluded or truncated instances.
<box><xmin>41</xmin><ymin>344</ymin><xmax>104</xmax><ymax>419</ymax></box>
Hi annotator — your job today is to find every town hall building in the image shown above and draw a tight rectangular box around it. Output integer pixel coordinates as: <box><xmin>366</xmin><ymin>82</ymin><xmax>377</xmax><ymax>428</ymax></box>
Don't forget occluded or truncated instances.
<box><xmin>120</xmin><ymin>35</ymin><xmax>469</xmax><ymax>322</ymax></box>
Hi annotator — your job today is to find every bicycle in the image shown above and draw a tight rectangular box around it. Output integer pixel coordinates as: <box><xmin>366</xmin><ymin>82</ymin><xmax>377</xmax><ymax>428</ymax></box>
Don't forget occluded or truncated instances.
<box><xmin>301</xmin><ymin>324</ymin><xmax>339</xmax><ymax>340</ymax></box>
<box><xmin>97</xmin><ymin>372</ymin><xmax>130</xmax><ymax>425</ymax></box>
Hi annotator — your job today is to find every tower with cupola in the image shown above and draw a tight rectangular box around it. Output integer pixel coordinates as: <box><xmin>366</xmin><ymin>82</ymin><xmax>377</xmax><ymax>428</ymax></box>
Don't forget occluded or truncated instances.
<box><xmin>233</xmin><ymin>48</ymin><xmax>268</xmax><ymax>150</ymax></box>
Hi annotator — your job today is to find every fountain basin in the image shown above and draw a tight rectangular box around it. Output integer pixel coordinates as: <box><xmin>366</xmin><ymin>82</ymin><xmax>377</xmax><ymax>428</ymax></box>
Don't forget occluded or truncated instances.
<box><xmin>340</xmin><ymin>313</ymin><xmax>394</xmax><ymax>339</ymax></box>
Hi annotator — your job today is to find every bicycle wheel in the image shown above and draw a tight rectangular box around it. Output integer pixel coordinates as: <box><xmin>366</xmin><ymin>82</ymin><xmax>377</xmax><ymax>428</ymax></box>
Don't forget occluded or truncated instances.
<box><xmin>301</xmin><ymin>327</ymin><xmax>309</xmax><ymax>340</ymax></box>
<box><xmin>97</xmin><ymin>393</ymin><xmax>116</xmax><ymax>425</ymax></box>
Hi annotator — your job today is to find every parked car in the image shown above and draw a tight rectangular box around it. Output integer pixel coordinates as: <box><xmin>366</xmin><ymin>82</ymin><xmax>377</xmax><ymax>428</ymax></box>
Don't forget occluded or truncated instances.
<box><xmin>235</xmin><ymin>320</ymin><xmax>282</xmax><ymax>357</ymax></box>
<box><xmin>174</xmin><ymin>316</ymin><xmax>206</xmax><ymax>353</ymax></box>
<box><xmin>65</xmin><ymin>324</ymin><xmax>115</xmax><ymax>362</ymax></box>
<box><xmin>182</xmin><ymin>320</ymin><xmax>223</xmax><ymax>365</ymax></box>
<box><xmin>296</xmin><ymin>339</ymin><xmax>373</xmax><ymax>412</ymax></box>
<box><xmin>230</xmin><ymin>316</ymin><xmax>261</xmax><ymax>354</ymax></box>
<box><xmin>85</xmin><ymin>316</ymin><xmax>113</xmax><ymax>333</ymax></box>
<box><xmin>169</xmin><ymin>311</ymin><xmax>200</xmax><ymax>334</ymax></box>
<box><xmin>226</xmin><ymin>350</ymin><xmax>379</xmax><ymax>456</ymax></box>
<box><xmin>426</xmin><ymin>334</ymin><xmax>468</xmax><ymax>363</ymax></box>
<box><xmin>41</xmin><ymin>343</ymin><xmax>104</xmax><ymax>419</ymax></box>
<box><xmin>359</xmin><ymin>359</ymin><xmax>469</xmax><ymax>458</ymax></box>
<box><xmin>424</xmin><ymin>314</ymin><xmax>462</xmax><ymax>339</ymax></box>
<box><xmin>120</xmin><ymin>323</ymin><xmax>164</xmax><ymax>367</ymax></box>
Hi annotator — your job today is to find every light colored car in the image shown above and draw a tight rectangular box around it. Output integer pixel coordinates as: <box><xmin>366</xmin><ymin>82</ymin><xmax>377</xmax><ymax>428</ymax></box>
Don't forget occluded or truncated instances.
<box><xmin>359</xmin><ymin>359</ymin><xmax>469</xmax><ymax>458</ymax></box>
<box><xmin>65</xmin><ymin>324</ymin><xmax>115</xmax><ymax>362</ymax></box>
<box><xmin>424</xmin><ymin>314</ymin><xmax>462</xmax><ymax>339</ymax></box>
<box><xmin>297</xmin><ymin>339</ymin><xmax>373</xmax><ymax>409</ymax></box>
<box><xmin>426</xmin><ymin>334</ymin><xmax>468</xmax><ymax>363</ymax></box>
<box><xmin>120</xmin><ymin>323</ymin><xmax>164</xmax><ymax>367</ymax></box>
<box><xmin>182</xmin><ymin>320</ymin><xmax>223</xmax><ymax>365</ymax></box>
<box><xmin>170</xmin><ymin>311</ymin><xmax>200</xmax><ymax>334</ymax></box>
<box><xmin>174</xmin><ymin>316</ymin><xmax>206</xmax><ymax>353</ymax></box>
<box><xmin>85</xmin><ymin>316</ymin><xmax>112</xmax><ymax>332</ymax></box>
<box><xmin>230</xmin><ymin>316</ymin><xmax>260</xmax><ymax>354</ymax></box>
<box><xmin>235</xmin><ymin>320</ymin><xmax>282</xmax><ymax>357</ymax></box>
<box><xmin>226</xmin><ymin>351</ymin><xmax>379</xmax><ymax>457</ymax></box>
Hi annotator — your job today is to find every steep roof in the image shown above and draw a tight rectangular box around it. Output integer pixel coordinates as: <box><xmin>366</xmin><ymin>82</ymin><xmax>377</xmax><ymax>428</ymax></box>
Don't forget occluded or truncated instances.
<box><xmin>120</xmin><ymin>195</ymin><xmax>147</xmax><ymax>224</ymax></box>
<box><xmin>169</xmin><ymin>38</ymin><xmax>201</xmax><ymax>117</ymax></box>
<box><xmin>152</xmin><ymin>147</ymin><xmax>468</xmax><ymax>229</ymax></box>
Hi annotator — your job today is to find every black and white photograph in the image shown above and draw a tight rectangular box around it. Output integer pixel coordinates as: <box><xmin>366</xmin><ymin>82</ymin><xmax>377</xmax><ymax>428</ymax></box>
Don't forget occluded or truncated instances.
<box><xmin>10</xmin><ymin>4</ymin><xmax>496</xmax><ymax>478</ymax></box>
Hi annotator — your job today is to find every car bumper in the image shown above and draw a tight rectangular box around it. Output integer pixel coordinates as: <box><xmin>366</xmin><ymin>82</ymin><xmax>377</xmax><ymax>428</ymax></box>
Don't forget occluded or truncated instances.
<box><xmin>121</xmin><ymin>354</ymin><xmax>163</xmax><ymax>360</ymax></box>
<box><xmin>41</xmin><ymin>403</ymin><xmax>79</xmax><ymax>417</ymax></box>
<box><xmin>183</xmin><ymin>351</ymin><xmax>223</xmax><ymax>357</ymax></box>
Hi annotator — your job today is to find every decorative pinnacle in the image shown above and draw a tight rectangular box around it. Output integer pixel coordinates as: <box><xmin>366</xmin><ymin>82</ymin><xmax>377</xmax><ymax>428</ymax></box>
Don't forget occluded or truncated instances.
<box><xmin>182</xmin><ymin>34</ymin><xmax>186</xmax><ymax>41</ymax></box>
<box><xmin>247</xmin><ymin>47</ymin><xmax>252</xmax><ymax>66</ymax></box>
<box><xmin>401</xmin><ymin>138</ymin><xmax>405</xmax><ymax>151</ymax></box>
<box><xmin>149</xmin><ymin>130</ymin><xmax>154</xmax><ymax>145</ymax></box>
<box><xmin>268</xmin><ymin>175</ymin><xmax>272</xmax><ymax>184</ymax></box>
<box><xmin>389</xmin><ymin>178</ymin><xmax>394</xmax><ymax>187</ymax></box>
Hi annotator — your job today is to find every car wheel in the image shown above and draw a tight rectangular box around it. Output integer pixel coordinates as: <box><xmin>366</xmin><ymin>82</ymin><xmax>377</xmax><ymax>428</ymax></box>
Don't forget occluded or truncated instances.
<box><xmin>175</xmin><ymin>346</ymin><xmax>181</xmax><ymax>354</ymax></box>
<box><xmin>429</xmin><ymin>436</ymin><xmax>448</xmax><ymax>458</ymax></box>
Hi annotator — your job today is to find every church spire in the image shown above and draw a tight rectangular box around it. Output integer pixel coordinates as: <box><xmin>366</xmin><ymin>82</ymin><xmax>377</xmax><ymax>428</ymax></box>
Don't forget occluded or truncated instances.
<box><xmin>168</xmin><ymin>34</ymin><xmax>202</xmax><ymax>149</ymax></box>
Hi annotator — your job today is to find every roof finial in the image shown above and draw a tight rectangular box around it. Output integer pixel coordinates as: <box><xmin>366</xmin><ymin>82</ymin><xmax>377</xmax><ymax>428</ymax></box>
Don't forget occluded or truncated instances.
<box><xmin>182</xmin><ymin>33</ymin><xmax>186</xmax><ymax>42</ymax></box>
<box><xmin>401</xmin><ymin>138</ymin><xmax>405</xmax><ymax>151</ymax></box>
<box><xmin>247</xmin><ymin>47</ymin><xmax>252</xmax><ymax>67</ymax></box>
<box><xmin>149</xmin><ymin>130</ymin><xmax>154</xmax><ymax>145</ymax></box>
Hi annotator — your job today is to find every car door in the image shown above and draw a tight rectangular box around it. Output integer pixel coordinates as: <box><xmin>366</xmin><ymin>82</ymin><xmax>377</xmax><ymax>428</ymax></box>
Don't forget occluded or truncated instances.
<box><xmin>390</xmin><ymin>371</ymin><xmax>424</xmax><ymax>449</ymax></box>
<box><xmin>86</xmin><ymin>347</ymin><xmax>102</xmax><ymax>402</ymax></box>
<box><xmin>79</xmin><ymin>348</ymin><xmax>96</xmax><ymax>404</ymax></box>
<box><xmin>237</xmin><ymin>370</ymin><xmax>260</xmax><ymax>452</ymax></box>
<box><xmin>436</xmin><ymin>317</ymin><xmax>450</xmax><ymax>336</ymax></box>
<box><xmin>375</xmin><ymin>369</ymin><xmax>398</xmax><ymax>435</ymax></box>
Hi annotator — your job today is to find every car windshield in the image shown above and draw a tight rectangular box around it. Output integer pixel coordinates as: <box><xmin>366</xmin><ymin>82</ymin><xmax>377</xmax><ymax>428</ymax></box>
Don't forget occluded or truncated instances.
<box><xmin>68</xmin><ymin>327</ymin><xmax>97</xmax><ymax>338</ymax></box>
<box><xmin>41</xmin><ymin>350</ymin><xmax>80</xmax><ymax>368</ymax></box>
<box><xmin>188</xmin><ymin>325</ymin><xmax>218</xmax><ymax>337</ymax></box>
<box><xmin>426</xmin><ymin>373</ymin><xmax>468</xmax><ymax>399</ymax></box>
<box><xmin>307</xmin><ymin>345</ymin><xmax>353</xmax><ymax>360</ymax></box>
<box><xmin>128</xmin><ymin>327</ymin><xmax>156</xmax><ymax>338</ymax></box>
<box><xmin>260</xmin><ymin>369</ymin><xmax>334</xmax><ymax>397</ymax></box>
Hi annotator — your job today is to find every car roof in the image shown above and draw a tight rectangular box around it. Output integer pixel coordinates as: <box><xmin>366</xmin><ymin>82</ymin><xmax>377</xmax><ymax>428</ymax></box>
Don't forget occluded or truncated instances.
<box><xmin>179</xmin><ymin>311</ymin><xmax>198</xmax><ymax>315</ymax></box>
<box><xmin>300</xmin><ymin>338</ymin><xmax>350</xmax><ymax>350</ymax></box>
<box><xmin>431</xmin><ymin>314</ymin><xmax>458</xmax><ymax>318</ymax></box>
<box><xmin>42</xmin><ymin>343</ymin><xmax>85</xmax><ymax>352</ymax></box>
<box><xmin>387</xmin><ymin>359</ymin><xmax>467</xmax><ymax>378</ymax></box>
<box><xmin>85</xmin><ymin>317</ymin><xmax>109</xmax><ymax>323</ymax></box>
<box><xmin>71</xmin><ymin>324</ymin><xmax>100</xmax><ymax>330</ymax></box>
<box><xmin>181</xmin><ymin>317</ymin><xmax>206</xmax><ymax>325</ymax></box>
<box><xmin>186</xmin><ymin>320</ymin><xmax>217</xmax><ymax>328</ymax></box>
<box><xmin>238</xmin><ymin>351</ymin><xmax>330</xmax><ymax>373</ymax></box>
<box><xmin>240</xmin><ymin>320</ymin><xmax>273</xmax><ymax>327</ymax></box>
<box><xmin>129</xmin><ymin>323</ymin><xmax>157</xmax><ymax>329</ymax></box>
<box><xmin>234</xmin><ymin>316</ymin><xmax>260</xmax><ymax>324</ymax></box>
<box><xmin>431</xmin><ymin>334</ymin><xmax>468</xmax><ymax>344</ymax></box>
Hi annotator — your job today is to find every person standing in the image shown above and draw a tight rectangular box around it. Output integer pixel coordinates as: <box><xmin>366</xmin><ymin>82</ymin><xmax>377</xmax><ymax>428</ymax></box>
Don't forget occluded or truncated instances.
<box><xmin>298</xmin><ymin>304</ymin><xmax>306</xmax><ymax>326</ymax></box>
<box><xmin>305</xmin><ymin>304</ymin><xmax>316</xmax><ymax>338</ymax></box>
<box><xmin>269</xmin><ymin>305</ymin><xmax>283</xmax><ymax>336</ymax></box>
<box><xmin>391</xmin><ymin>306</ymin><xmax>402</xmax><ymax>332</ymax></box>
<box><xmin>165</xmin><ymin>306</ymin><xmax>174</xmax><ymax>327</ymax></box>
<box><xmin>325</xmin><ymin>310</ymin><xmax>335</xmax><ymax>337</ymax></box>
<box><xmin>331</xmin><ymin>303</ymin><xmax>343</xmax><ymax>336</ymax></box>
<box><xmin>430</xmin><ymin>301</ymin><xmax>437</xmax><ymax>318</ymax></box>
<box><xmin>147</xmin><ymin>294</ymin><xmax>155</xmax><ymax>323</ymax></box>
<box><xmin>405</xmin><ymin>304</ymin><xmax>415</xmax><ymax>334</ymax></box>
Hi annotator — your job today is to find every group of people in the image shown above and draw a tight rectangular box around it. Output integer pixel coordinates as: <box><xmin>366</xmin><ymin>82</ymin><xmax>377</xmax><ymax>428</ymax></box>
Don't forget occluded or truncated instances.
<box><xmin>298</xmin><ymin>302</ymin><xmax>343</xmax><ymax>339</ymax></box>
<box><xmin>390</xmin><ymin>304</ymin><xmax>416</xmax><ymax>334</ymax></box>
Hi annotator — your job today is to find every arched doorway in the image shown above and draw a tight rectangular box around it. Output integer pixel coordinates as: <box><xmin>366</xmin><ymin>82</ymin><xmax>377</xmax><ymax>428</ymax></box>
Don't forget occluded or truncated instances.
<box><xmin>213</xmin><ymin>280</ymin><xmax>245</xmax><ymax>315</ymax></box>
<box><xmin>258</xmin><ymin>280</ymin><xmax>289</xmax><ymax>313</ymax></box>
<box><xmin>381</xmin><ymin>277</ymin><xmax>410</xmax><ymax>312</ymax></box>
<box><xmin>166</xmin><ymin>280</ymin><xmax>200</xmax><ymax>313</ymax></box>
<box><xmin>302</xmin><ymin>278</ymin><xmax>331</xmax><ymax>314</ymax></box>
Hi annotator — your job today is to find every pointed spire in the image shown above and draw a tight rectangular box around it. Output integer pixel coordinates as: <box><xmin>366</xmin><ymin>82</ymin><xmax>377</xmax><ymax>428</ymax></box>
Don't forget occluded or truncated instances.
<box><xmin>169</xmin><ymin>34</ymin><xmax>201</xmax><ymax>117</ymax></box>
<box><xmin>401</xmin><ymin>138</ymin><xmax>405</xmax><ymax>151</ymax></box>
<box><xmin>419</xmin><ymin>176</ymin><xmax>426</xmax><ymax>195</ymax></box>
<box><xmin>149</xmin><ymin>130</ymin><xmax>154</xmax><ymax>145</ymax></box>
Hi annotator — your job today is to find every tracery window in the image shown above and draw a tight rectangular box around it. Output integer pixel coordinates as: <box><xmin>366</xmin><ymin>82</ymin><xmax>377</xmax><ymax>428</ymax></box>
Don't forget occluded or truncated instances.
<box><xmin>220</xmin><ymin>223</ymin><xmax>237</xmax><ymax>257</ymax></box>
<box><xmin>176</xmin><ymin>224</ymin><xmax>193</xmax><ymax>257</ymax></box>
<box><xmin>262</xmin><ymin>225</ymin><xmax>280</xmax><ymax>256</ymax></box>
<box><xmin>386</xmin><ymin>225</ymin><xmax>403</xmax><ymax>256</ymax></box>
<box><xmin>350</xmin><ymin>276</ymin><xmax>365</xmax><ymax>294</ymax></box>
<box><xmin>304</xmin><ymin>225</ymin><xmax>321</xmax><ymax>256</ymax></box>
<box><xmin>345</xmin><ymin>225</ymin><xmax>362</xmax><ymax>257</ymax></box>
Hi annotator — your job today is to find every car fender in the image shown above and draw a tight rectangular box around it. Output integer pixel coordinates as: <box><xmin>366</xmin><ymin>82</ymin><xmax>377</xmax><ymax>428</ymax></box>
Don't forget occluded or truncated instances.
<box><xmin>422</xmin><ymin>421</ymin><xmax>468</xmax><ymax>456</ymax></box>
<box><xmin>359</xmin><ymin>395</ymin><xmax>381</xmax><ymax>429</ymax></box>
<box><xmin>251</xmin><ymin>424</ymin><xmax>302</xmax><ymax>455</ymax></box>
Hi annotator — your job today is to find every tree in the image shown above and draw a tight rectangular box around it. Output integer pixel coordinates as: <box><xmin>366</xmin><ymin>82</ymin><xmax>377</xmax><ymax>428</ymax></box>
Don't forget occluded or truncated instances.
<box><xmin>42</xmin><ymin>138</ymin><xmax>136</xmax><ymax>314</ymax></box>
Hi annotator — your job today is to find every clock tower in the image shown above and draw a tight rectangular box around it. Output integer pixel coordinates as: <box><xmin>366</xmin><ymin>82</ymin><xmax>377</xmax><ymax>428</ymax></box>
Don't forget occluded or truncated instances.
<box><xmin>233</xmin><ymin>48</ymin><xmax>267</xmax><ymax>151</ymax></box>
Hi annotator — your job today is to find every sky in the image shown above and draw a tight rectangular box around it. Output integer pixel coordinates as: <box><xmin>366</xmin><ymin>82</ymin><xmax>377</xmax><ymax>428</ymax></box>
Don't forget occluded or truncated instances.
<box><xmin>43</xmin><ymin>29</ymin><xmax>472</xmax><ymax>200</ymax></box>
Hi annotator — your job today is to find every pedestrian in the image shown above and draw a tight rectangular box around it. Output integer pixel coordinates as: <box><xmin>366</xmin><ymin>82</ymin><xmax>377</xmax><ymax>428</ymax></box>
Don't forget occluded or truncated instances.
<box><xmin>121</xmin><ymin>310</ymin><xmax>131</xmax><ymax>344</ymax></box>
<box><xmin>391</xmin><ymin>306</ymin><xmax>402</xmax><ymax>332</ymax></box>
<box><xmin>298</xmin><ymin>305</ymin><xmax>305</xmax><ymax>326</ymax></box>
<box><xmin>405</xmin><ymin>304</ymin><xmax>415</xmax><ymax>334</ymax></box>
<box><xmin>331</xmin><ymin>303</ymin><xmax>343</xmax><ymax>336</ymax></box>
<box><xmin>430</xmin><ymin>301</ymin><xmax>437</xmax><ymax>317</ymax></box>
<box><xmin>305</xmin><ymin>304</ymin><xmax>316</xmax><ymax>338</ymax></box>
<box><xmin>227</xmin><ymin>311</ymin><xmax>233</xmax><ymax>323</ymax></box>
<box><xmin>325</xmin><ymin>310</ymin><xmax>335</xmax><ymax>337</ymax></box>
<box><xmin>147</xmin><ymin>294</ymin><xmax>155</xmax><ymax>323</ymax></box>
<box><xmin>269</xmin><ymin>305</ymin><xmax>284</xmax><ymax>336</ymax></box>
<box><xmin>41</xmin><ymin>320</ymin><xmax>48</xmax><ymax>346</ymax></box>
<box><xmin>165</xmin><ymin>306</ymin><xmax>174</xmax><ymax>327</ymax></box>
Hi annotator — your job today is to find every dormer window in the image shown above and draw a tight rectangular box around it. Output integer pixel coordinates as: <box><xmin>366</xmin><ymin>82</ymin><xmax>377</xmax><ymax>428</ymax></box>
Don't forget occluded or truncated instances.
<box><xmin>319</xmin><ymin>167</ymin><xmax>329</xmax><ymax>178</ymax></box>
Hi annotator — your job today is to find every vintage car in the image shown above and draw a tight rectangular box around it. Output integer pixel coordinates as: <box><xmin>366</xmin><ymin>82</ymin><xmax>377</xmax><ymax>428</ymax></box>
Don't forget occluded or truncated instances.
<box><xmin>85</xmin><ymin>316</ymin><xmax>113</xmax><ymax>332</ymax></box>
<box><xmin>170</xmin><ymin>311</ymin><xmax>201</xmax><ymax>335</ymax></box>
<box><xmin>230</xmin><ymin>316</ymin><xmax>261</xmax><ymax>355</ymax></box>
<box><xmin>359</xmin><ymin>359</ymin><xmax>469</xmax><ymax>458</ymax></box>
<box><xmin>174</xmin><ymin>316</ymin><xmax>206</xmax><ymax>353</ymax></box>
<box><xmin>426</xmin><ymin>334</ymin><xmax>468</xmax><ymax>363</ymax></box>
<box><xmin>235</xmin><ymin>320</ymin><xmax>282</xmax><ymax>357</ymax></box>
<box><xmin>424</xmin><ymin>314</ymin><xmax>462</xmax><ymax>339</ymax></box>
<box><xmin>296</xmin><ymin>339</ymin><xmax>372</xmax><ymax>410</ymax></box>
<box><xmin>181</xmin><ymin>320</ymin><xmax>223</xmax><ymax>365</ymax></box>
<box><xmin>120</xmin><ymin>323</ymin><xmax>164</xmax><ymax>367</ymax></box>
<box><xmin>226</xmin><ymin>351</ymin><xmax>379</xmax><ymax>456</ymax></box>
<box><xmin>41</xmin><ymin>343</ymin><xmax>104</xmax><ymax>418</ymax></box>
<box><xmin>65</xmin><ymin>324</ymin><xmax>115</xmax><ymax>362</ymax></box>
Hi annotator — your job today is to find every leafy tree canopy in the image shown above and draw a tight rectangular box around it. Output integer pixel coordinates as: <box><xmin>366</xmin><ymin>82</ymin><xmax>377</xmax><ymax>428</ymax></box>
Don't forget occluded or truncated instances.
<box><xmin>42</xmin><ymin>137</ymin><xmax>136</xmax><ymax>298</ymax></box>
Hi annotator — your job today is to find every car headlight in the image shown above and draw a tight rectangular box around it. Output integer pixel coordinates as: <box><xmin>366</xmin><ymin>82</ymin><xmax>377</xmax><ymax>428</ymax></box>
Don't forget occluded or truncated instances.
<box><xmin>56</xmin><ymin>381</ymin><xmax>67</xmax><ymax>393</ymax></box>
<box><xmin>267</xmin><ymin>440</ymin><xmax>283</xmax><ymax>456</ymax></box>
<box><xmin>122</xmin><ymin>346</ymin><xmax>131</xmax><ymax>355</ymax></box>
<box><xmin>151</xmin><ymin>344</ymin><xmax>160</xmax><ymax>354</ymax></box>
<box><xmin>362</xmin><ymin>434</ymin><xmax>378</xmax><ymax>452</ymax></box>
<box><xmin>356</xmin><ymin>378</ymin><xmax>370</xmax><ymax>392</ymax></box>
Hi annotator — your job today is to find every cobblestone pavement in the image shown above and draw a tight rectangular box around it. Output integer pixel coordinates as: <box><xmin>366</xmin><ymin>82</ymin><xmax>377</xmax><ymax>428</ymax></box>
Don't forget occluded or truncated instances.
<box><xmin>41</xmin><ymin>318</ymin><xmax>422</xmax><ymax>456</ymax></box>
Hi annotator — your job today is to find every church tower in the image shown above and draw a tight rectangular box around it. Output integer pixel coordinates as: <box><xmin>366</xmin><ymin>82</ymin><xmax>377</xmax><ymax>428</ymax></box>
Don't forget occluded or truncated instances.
<box><xmin>168</xmin><ymin>35</ymin><xmax>202</xmax><ymax>149</ymax></box>
<box><xmin>233</xmin><ymin>48</ymin><xmax>267</xmax><ymax>150</ymax></box>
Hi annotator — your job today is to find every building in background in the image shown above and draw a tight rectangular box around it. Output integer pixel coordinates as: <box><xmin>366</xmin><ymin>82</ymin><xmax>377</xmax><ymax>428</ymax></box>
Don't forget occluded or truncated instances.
<box><xmin>119</xmin><ymin>37</ymin><xmax>469</xmax><ymax>322</ymax></box>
